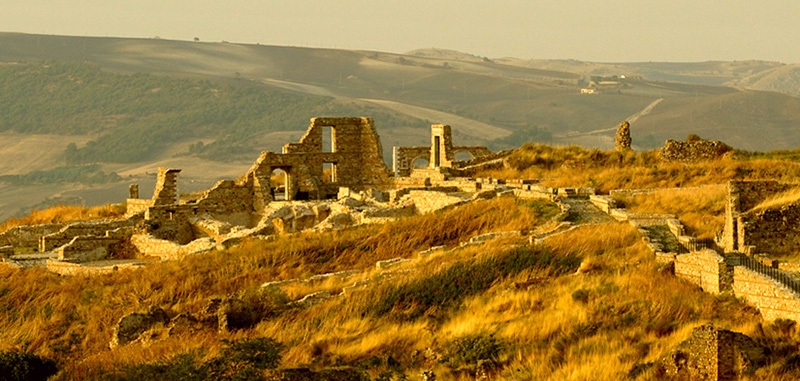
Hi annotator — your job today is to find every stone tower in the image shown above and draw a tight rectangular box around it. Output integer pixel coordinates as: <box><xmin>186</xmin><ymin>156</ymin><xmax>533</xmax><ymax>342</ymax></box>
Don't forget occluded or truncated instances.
<box><xmin>615</xmin><ymin>121</ymin><xmax>632</xmax><ymax>151</ymax></box>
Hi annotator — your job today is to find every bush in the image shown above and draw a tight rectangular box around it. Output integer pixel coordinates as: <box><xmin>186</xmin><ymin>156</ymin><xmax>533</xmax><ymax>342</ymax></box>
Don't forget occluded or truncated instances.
<box><xmin>0</xmin><ymin>351</ymin><xmax>58</xmax><ymax>381</ymax></box>
<box><xmin>442</xmin><ymin>333</ymin><xmax>502</xmax><ymax>369</ymax></box>
<box><xmin>571</xmin><ymin>288</ymin><xmax>590</xmax><ymax>304</ymax></box>
<box><xmin>110</xmin><ymin>338</ymin><xmax>283</xmax><ymax>381</ymax></box>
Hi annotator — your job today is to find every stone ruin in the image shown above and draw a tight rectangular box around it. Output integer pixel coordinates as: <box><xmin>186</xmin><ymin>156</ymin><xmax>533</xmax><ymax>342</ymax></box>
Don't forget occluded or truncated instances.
<box><xmin>661</xmin><ymin>136</ymin><xmax>733</xmax><ymax>162</ymax></box>
<box><xmin>392</xmin><ymin>124</ymin><xmax>493</xmax><ymax>179</ymax></box>
<box><xmin>658</xmin><ymin>323</ymin><xmax>764</xmax><ymax>380</ymax></box>
<box><xmin>614</xmin><ymin>120</ymin><xmax>631</xmax><ymax>151</ymax></box>
<box><xmin>720</xmin><ymin>180</ymin><xmax>800</xmax><ymax>256</ymax></box>
<box><xmin>0</xmin><ymin>117</ymin><xmax>511</xmax><ymax>273</ymax></box>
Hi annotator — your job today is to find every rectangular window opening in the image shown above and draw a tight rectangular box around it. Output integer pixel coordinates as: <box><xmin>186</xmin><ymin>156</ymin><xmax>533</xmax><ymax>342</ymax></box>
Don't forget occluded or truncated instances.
<box><xmin>322</xmin><ymin>126</ymin><xmax>335</xmax><ymax>153</ymax></box>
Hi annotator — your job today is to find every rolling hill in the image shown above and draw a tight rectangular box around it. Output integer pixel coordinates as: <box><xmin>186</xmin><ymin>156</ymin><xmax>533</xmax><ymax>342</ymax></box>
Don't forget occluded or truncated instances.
<box><xmin>2</xmin><ymin>32</ymin><xmax>800</xmax><ymax>221</ymax></box>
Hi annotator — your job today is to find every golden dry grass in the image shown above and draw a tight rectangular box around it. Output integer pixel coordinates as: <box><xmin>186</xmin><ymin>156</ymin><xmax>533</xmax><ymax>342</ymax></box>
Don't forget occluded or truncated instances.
<box><xmin>2</xmin><ymin>160</ymin><xmax>797</xmax><ymax>379</ymax></box>
<box><xmin>482</xmin><ymin>144</ymin><xmax>800</xmax><ymax>193</ymax></box>
<box><xmin>0</xmin><ymin>203</ymin><xmax>126</xmax><ymax>234</ymax></box>
<box><xmin>751</xmin><ymin>186</ymin><xmax>800</xmax><ymax>212</ymax></box>
<box><xmin>612</xmin><ymin>186</ymin><xmax>727</xmax><ymax>239</ymax></box>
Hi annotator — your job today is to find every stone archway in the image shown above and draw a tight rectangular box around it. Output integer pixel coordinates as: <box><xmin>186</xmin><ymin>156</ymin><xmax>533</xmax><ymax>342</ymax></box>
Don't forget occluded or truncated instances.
<box><xmin>454</xmin><ymin>150</ymin><xmax>475</xmax><ymax>162</ymax></box>
<box><xmin>412</xmin><ymin>156</ymin><xmax>430</xmax><ymax>169</ymax></box>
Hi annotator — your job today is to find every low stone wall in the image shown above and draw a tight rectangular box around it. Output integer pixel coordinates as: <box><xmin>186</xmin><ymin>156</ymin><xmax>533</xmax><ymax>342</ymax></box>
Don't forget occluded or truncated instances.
<box><xmin>609</xmin><ymin>209</ymin><xmax>677</xmax><ymax>226</ymax></box>
<box><xmin>131</xmin><ymin>234</ymin><xmax>216</xmax><ymax>261</ymax></box>
<box><xmin>674</xmin><ymin>250</ymin><xmax>732</xmax><ymax>294</ymax></box>
<box><xmin>126</xmin><ymin>198</ymin><xmax>154</xmax><ymax>217</ymax></box>
<box><xmin>408</xmin><ymin>190</ymin><xmax>468</xmax><ymax>214</ymax></box>
<box><xmin>388</xmin><ymin>186</ymin><xmax>459</xmax><ymax>203</ymax></box>
<box><xmin>660</xmin><ymin>139</ymin><xmax>732</xmax><ymax>162</ymax></box>
<box><xmin>0</xmin><ymin>223</ymin><xmax>66</xmax><ymax>248</ymax></box>
<box><xmin>57</xmin><ymin>236</ymin><xmax>123</xmax><ymax>263</ymax></box>
<box><xmin>733</xmin><ymin>266</ymin><xmax>800</xmax><ymax>322</ymax></box>
<box><xmin>46</xmin><ymin>259</ymin><xmax>146</xmax><ymax>276</ymax></box>
<box><xmin>589</xmin><ymin>195</ymin><xmax>617</xmax><ymax>213</ymax></box>
<box><xmin>40</xmin><ymin>219</ymin><xmax>132</xmax><ymax>252</ymax></box>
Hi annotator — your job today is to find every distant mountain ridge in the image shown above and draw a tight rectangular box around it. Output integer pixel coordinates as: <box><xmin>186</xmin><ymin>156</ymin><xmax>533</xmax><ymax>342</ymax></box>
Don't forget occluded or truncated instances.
<box><xmin>3</xmin><ymin>32</ymin><xmax>800</xmax><ymax>221</ymax></box>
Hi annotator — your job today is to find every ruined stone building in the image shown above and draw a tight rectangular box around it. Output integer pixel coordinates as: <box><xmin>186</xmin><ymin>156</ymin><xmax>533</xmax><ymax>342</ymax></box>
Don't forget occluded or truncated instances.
<box><xmin>720</xmin><ymin>180</ymin><xmax>800</xmax><ymax>256</ymax></box>
<box><xmin>1</xmin><ymin>116</ymin><xmax>507</xmax><ymax>273</ymax></box>
<box><xmin>392</xmin><ymin>124</ymin><xmax>492</xmax><ymax>178</ymax></box>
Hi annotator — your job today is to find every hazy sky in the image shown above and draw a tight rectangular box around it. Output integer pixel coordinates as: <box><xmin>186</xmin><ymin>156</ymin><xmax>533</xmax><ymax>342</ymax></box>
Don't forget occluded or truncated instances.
<box><xmin>4</xmin><ymin>0</ymin><xmax>800</xmax><ymax>63</ymax></box>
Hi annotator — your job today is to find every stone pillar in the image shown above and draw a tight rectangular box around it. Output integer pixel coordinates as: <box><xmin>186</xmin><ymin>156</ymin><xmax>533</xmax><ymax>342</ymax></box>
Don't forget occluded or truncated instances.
<box><xmin>430</xmin><ymin>124</ymin><xmax>454</xmax><ymax>168</ymax></box>
<box><xmin>129</xmin><ymin>184</ymin><xmax>139</xmax><ymax>199</ymax></box>
<box><xmin>614</xmin><ymin>121</ymin><xmax>632</xmax><ymax>151</ymax></box>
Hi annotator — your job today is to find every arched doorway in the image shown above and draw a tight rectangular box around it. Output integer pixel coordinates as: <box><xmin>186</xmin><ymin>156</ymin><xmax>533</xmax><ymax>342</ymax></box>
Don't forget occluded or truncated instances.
<box><xmin>270</xmin><ymin>168</ymin><xmax>288</xmax><ymax>201</ymax></box>
<box><xmin>412</xmin><ymin>156</ymin><xmax>430</xmax><ymax>169</ymax></box>
<box><xmin>454</xmin><ymin>150</ymin><xmax>475</xmax><ymax>162</ymax></box>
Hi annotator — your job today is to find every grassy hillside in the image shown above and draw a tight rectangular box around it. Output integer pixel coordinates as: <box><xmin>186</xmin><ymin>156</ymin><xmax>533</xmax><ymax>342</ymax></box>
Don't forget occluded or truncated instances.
<box><xmin>2</xmin><ymin>197</ymin><xmax>799</xmax><ymax>380</ymax></box>
<box><xmin>0</xmin><ymin>61</ymin><xmax>429</xmax><ymax>163</ymax></box>
<box><xmin>3</xmin><ymin>33</ymin><xmax>800</xmax><ymax>159</ymax></box>
<box><xmin>5</xmin><ymin>149</ymin><xmax>800</xmax><ymax>378</ymax></box>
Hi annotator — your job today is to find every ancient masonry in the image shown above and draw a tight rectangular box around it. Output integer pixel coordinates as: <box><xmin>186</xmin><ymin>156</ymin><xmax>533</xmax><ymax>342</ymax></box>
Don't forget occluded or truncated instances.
<box><xmin>392</xmin><ymin>124</ymin><xmax>493</xmax><ymax>178</ymax></box>
<box><xmin>593</xmin><ymin>181</ymin><xmax>800</xmax><ymax>324</ymax></box>
<box><xmin>659</xmin><ymin>323</ymin><xmax>764</xmax><ymax>380</ymax></box>
<box><xmin>0</xmin><ymin>117</ymin><xmax>507</xmax><ymax>274</ymax></box>
<box><xmin>614</xmin><ymin>121</ymin><xmax>631</xmax><ymax>151</ymax></box>
<box><xmin>721</xmin><ymin>180</ymin><xmax>800</xmax><ymax>256</ymax></box>
<box><xmin>660</xmin><ymin>137</ymin><xmax>732</xmax><ymax>162</ymax></box>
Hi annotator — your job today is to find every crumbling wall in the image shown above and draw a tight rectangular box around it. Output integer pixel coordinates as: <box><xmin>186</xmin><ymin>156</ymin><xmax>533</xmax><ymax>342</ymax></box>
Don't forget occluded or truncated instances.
<box><xmin>39</xmin><ymin>219</ymin><xmax>133</xmax><ymax>252</ymax></box>
<box><xmin>0</xmin><ymin>223</ymin><xmax>66</xmax><ymax>248</ymax></box>
<box><xmin>243</xmin><ymin>117</ymin><xmax>390</xmax><ymax>201</ymax></box>
<box><xmin>144</xmin><ymin>205</ymin><xmax>196</xmax><ymax>245</ymax></box>
<box><xmin>661</xmin><ymin>324</ymin><xmax>763</xmax><ymax>380</ymax></box>
<box><xmin>392</xmin><ymin>124</ymin><xmax>493</xmax><ymax>177</ymax></box>
<box><xmin>130</xmin><ymin>234</ymin><xmax>215</xmax><ymax>261</ymax></box>
<box><xmin>152</xmin><ymin>168</ymin><xmax>181</xmax><ymax>205</ymax></box>
<box><xmin>126</xmin><ymin>168</ymin><xmax>180</xmax><ymax>216</ymax></box>
<box><xmin>722</xmin><ymin>180</ymin><xmax>799</xmax><ymax>254</ymax></box>
<box><xmin>193</xmin><ymin>180</ymin><xmax>257</xmax><ymax>227</ymax></box>
<box><xmin>660</xmin><ymin>139</ymin><xmax>732</xmax><ymax>162</ymax></box>
<box><xmin>674</xmin><ymin>250</ymin><xmax>732</xmax><ymax>294</ymax></box>
<box><xmin>393</xmin><ymin>146</ymin><xmax>430</xmax><ymax>177</ymax></box>
<box><xmin>57</xmin><ymin>236</ymin><xmax>123</xmax><ymax>263</ymax></box>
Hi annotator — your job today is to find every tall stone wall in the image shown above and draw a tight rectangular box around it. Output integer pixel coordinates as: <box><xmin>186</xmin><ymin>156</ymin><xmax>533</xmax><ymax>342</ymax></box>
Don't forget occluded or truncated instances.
<box><xmin>393</xmin><ymin>146</ymin><xmax>430</xmax><ymax>177</ymax></box>
<box><xmin>244</xmin><ymin>117</ymin><xmax>390</xmax><ymax>201</ymax></box>
<box><xmin>152</xmin><ymin>168</ymin><xmax>181</xmax><ymax>206</ymax></box>
<box><xmin>430</xmin><ymin>124</ymin><xmax>454</xmax><ymax>168</ymax></box>
<box><xmin>732</xmin><ymin>266</ymin><xmax>800</xmax><ymax>322</ymax></box>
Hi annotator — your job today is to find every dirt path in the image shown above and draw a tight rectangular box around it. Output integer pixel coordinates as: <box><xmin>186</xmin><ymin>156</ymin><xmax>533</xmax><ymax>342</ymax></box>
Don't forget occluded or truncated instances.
<box><xmin>562</xmin><ymin>198</ymin><xmax>616</xmax><ymax>225</ymax></box>
<box><xmin>554</xmin><ymin>98</ymin><xmax>664</xmax><ymax>140</ymax></box>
